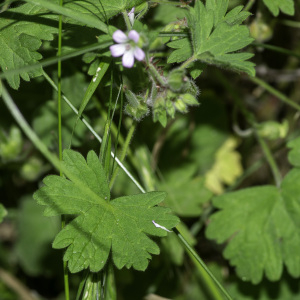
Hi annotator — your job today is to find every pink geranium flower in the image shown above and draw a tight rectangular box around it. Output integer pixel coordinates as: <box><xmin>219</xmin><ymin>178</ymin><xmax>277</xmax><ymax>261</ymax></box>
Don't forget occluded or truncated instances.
<box><xmin>110</xmin><ymin>30</ymin><xmax>145</xmax><ymax>68</ymax></box>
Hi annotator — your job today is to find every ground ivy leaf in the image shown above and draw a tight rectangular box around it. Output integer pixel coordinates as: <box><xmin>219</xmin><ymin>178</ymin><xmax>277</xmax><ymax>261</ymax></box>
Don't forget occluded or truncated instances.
<box><xmin>169</xmin><ymin>0</ymin><xmax>255</xmax><ymax>76</ymax></box>
<box><xmin>34</xmin><ymin>149</ymin><xmax>179</xmax><ymax>273</ymax></box>
<box><xmin>262</xmin><ymin>0</ymin><xmax>294</xmax><ymax>17</ymax></box>
<box><xmin>206</xmin><ymin>168</ymin><xmax>300</xmax><ymax>284</ymax></box>
<box><xmin>0</xmin><ymin>3</ymin><xmax>57</xmax><ymax>89</ymax></box>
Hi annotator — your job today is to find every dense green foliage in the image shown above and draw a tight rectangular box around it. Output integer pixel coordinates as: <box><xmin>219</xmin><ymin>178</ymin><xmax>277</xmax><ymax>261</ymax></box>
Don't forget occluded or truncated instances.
<box><xmin>1</xmin><ymin>0</ymin><xmax>300</xmax><ymax>299</ymax></box>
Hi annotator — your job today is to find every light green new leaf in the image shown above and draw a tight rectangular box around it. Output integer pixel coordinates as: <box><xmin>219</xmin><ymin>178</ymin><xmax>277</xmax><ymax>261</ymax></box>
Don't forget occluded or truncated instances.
<box><xmin>262</xmin><ymin>0</ymin><xmax>294</xmax><ymax>17</ymax></box>
<box><xmin>0</xmin><ymin>3</ymin><xmax>57</xmax><ymax>89</ymax></box>
<box><xmin>169</xmin><ymin>0</ymin><xmax>255</xmax><ymax>76</ymax></box>
<box><xmin>206</xmin><ymin>168</ymin><xmax>300</xmax><ymax>284</ymax></box>
<box><xmin>34</xmin><ymin>150</ymin><xmax>179</xmax><ymax>273</ymax></box>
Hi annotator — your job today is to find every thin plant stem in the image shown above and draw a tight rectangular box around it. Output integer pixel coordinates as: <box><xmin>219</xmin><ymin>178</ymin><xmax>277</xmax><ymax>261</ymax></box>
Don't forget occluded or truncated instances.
<box><xmin>254</xmin><ymin>131</ymin><xmax>282</xmax><ymax>187</ymax></box>
<box><xmin>111</xmin><ymin>76</ymin><xmax>124</xmax><ymax>178</ymax></box>
<box><xmin>280</xmin><ymin>19</ymin><xmax>300</xmax><ymax>28</ymax></box>
<box><xmin>109</xmin><ymin>122</ymin><xmax>136</xmax><ymax>189</ymax></box>
<box><xmin>1</xmin><ymin>84</ymin><xmax>61</xmax><ymax>170</ymax></box>
<box><xmin>249</xmin><ymin>76</ymin><xmax>300</xmax><ymax>111</ymax></box>
<box><xmin>179</xmin><ymin>55</ymin><xmax>197</xmax><ymax>70</ymax></box>
<box><xmin>147</xmin><ymin>63</ymin><xmax>167</xmax><ymax>86</ymax></box>
<box><xmin>244</xmin><ymin>0</ymin><xmax>256</xmax><ymax>11</ymax></box>
<box><xmin>252</xmin><ymin>42</ymin><xmax>300</xmax><ymax>60</ymax></box>
<box><xmin>175</xmin><ymin>227</ymin><xmax>233</xmax><ymax>300</ymax></box>
<box><xmin>57</xmin><ymin>1</ymin><xmax>70</xmax><ymax>298</ymax></box>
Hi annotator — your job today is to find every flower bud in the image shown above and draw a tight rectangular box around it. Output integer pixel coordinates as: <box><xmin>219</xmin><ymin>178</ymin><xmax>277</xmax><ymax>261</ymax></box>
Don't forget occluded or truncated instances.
<box><xmin>180</xmin><ymin>93</ymin><xmax>199</xmax><ymax>106</ymax></box>
<box><xmin>257</xmin><ymin>120</ymin><xmax>288</xmax><ymax>140</ymax></box>
<box><xmin>174</xmin><ymin>98</ymin><xmax>187</xmax><ymax>113</ymax></box>
<box><xmin>166</xmin><ymin>99</ymin><xmax>175</xmax><ymax>118</ymax></box>
<box><xmin>153</xmin><ymin>96</ymin><xmax>167</xmax><ymax>127</ymax></box>
<box><xmin>167</xmin><ymin>69</ymin><xmax>188</xmax><ymax>92</ymax></box>
<box><xmin>124</xmin><ymin>90</ymin><xmax>148</xmax><ymax>121</ymax></box>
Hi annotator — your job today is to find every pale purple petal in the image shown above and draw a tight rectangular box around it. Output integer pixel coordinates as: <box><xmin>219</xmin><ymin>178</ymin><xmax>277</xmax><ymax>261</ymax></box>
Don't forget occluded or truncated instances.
<box><xmin>128</xmin><ymin>30</ymin><xmax>139</xmax><ymax>43</ymax></box>
<box><xmin>134</xmin><ymin>47</ymin><xmax>145</xmax><ymax>61</ymax></box>
<box><xmin>112</xmin><ymin>30</ymin><xmax>128</xmax><ymax>43</ymax></box>
<box><xmin>110</xmin><ymin>44</ymin><xmax>126</xmax><ymax>57</ymax></box>
<box><xmin>122</xmin><ymin>50</ymin><xmax>135</xmax><ymax>68</ymax></box>
<box><xmin>128</xmin><ymin>7</ymin><xmax>135</xmax><ymax>25</ymax></box>
<box><xmin>128</xmin><ymin>7</ymin><xmax>135</xmax><ymax>15</ymax></box>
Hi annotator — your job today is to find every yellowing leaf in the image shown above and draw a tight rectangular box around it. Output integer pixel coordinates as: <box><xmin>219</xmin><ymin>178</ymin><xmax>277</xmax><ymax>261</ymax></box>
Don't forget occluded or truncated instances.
<box><xmin>205</xmin><ymin>137</ymin><xmax>242</xmax><ymax>194</ymax></box>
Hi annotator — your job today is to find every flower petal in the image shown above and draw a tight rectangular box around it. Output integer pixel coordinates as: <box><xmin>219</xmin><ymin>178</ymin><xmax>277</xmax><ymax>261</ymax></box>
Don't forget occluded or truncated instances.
<box><xmin>110</xmin><ymin>44</ymin><xmax>126</xmax><ymax>57</ymax></box>
<box><xmin>128</xmin><ymin>30</ymin><xmax>140</xmax><ymax>43</ymax></box>
<box><xmin>134</xmin><ymin>47</ymin><xmax>145</xmax><ymax>61</ymax></box>
<box><xmin>112</xmin><ymin>30</ymin><xmax>128</xmax><ymax>43</ymax></box>
<box><xmin>128</xmin><ymin>7</ymin><xmax>135</xmax><ymax>26</ymax></box>
<box><xmin>122</xmin><ymin>50</ymin><xmax>135</xmax><ymax>68</ymax></box>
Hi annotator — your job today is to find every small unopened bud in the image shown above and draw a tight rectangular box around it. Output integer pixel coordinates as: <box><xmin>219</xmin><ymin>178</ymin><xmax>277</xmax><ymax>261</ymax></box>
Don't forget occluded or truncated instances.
<box><xmin>180</xmin><ymin>93</ymin><xmax>198</xmax><ymax>106</ymax></box>
<box><xmin>174</xmin><ymin>99</ymin><xmax>187</xmax><ymax>113</ymax></box>
<box><xmin>166</xmin><ymin>99</ymin><xmax>175</xmax><ymax>118</ymax></box>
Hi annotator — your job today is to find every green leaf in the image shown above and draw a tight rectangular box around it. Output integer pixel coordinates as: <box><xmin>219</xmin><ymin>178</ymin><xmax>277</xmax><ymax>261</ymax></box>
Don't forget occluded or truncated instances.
<box><xmin>0</xmin><ymin>3</ymin><xmax>57</xmax><ymax>89</ymax></box>
<box><xmin>0</xmin><ymin>204</ymin><xmax>7</xmax><ymax>223</ymax></box>
<box><xmin>15</xmin><ymin>196</ymin><xmax>60</xmax><ymax>276</ymax></box>
<box><xmin>262</xmin><ymin>0</ymin><xmax>295</xmax><ymax>16</ymax></box>
<box><xmin>160</xmin><ymin>171</ymin><xmax>213</xmax><ymax>217</ymax></box>
<box><xmin>206</xmin><ymin>168</ymin><xmax>300</xmax><ymax>284</ymax></box>
<box><xmin>167</xmin><ymin>38</ymin><xmax>193</xmax><ymax>63</ymax></box>
<box><xmin>170</xmin><ymin>0</ymin><xmax>255</xmax><ymax>76</ymax></box>
<box><xmin>64</xmin><ymin>0</ymin><xmax>147</xmax><ymax>22</ymax></box>
<box><xmin>287</xmin><ymin>136</ymin><xmax>300</xmax><ymax>167</ymax></box>
<box><xmin>34</xmin><ymin>150</ymin><xmax>179</xmax><ymax>273</ymax></box>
